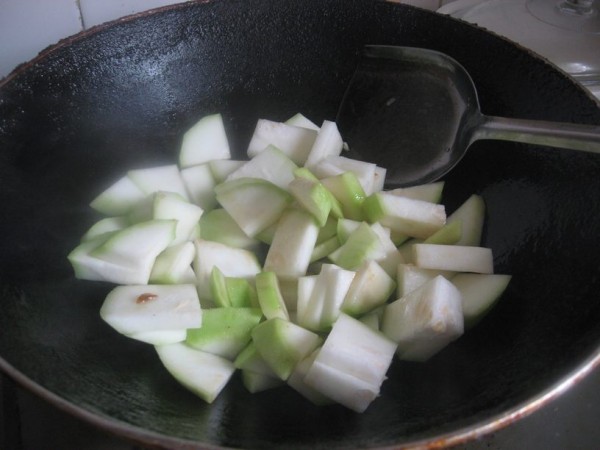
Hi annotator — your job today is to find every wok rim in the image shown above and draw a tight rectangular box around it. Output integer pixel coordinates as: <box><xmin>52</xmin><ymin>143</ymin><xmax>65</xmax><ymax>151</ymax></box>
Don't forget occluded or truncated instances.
<box><xmin>2</xmin><ymin>349</ymin><xmax>600</xmax><ymax>448</ymax></box>
<box><xmin>4</xmin><ymin>0</ymin><xmax>597</xmax><ymax>107</ymax></box>
<box><xmin>1</xmin><ymin>0</ymin><xmax>600</xmax><ymax>448</ymax></box>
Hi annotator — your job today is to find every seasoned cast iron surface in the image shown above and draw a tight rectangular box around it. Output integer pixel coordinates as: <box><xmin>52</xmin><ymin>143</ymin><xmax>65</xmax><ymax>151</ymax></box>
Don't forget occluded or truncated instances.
<box><xmin>1</xmin><ymin>0</ymin><xmax>599</xmax><ymax>448</ymax></box>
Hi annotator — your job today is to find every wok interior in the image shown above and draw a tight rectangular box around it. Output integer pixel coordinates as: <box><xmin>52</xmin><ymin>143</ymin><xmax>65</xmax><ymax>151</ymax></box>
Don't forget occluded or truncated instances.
<box><xmin>1</xmin><ymin>0</ymin><xmax>600</xmax><ymax>448</ymax></box>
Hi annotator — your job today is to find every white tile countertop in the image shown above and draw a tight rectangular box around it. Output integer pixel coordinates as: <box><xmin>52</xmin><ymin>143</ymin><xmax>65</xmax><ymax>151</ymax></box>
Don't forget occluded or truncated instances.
<box><xmin>437</xmin><ymin>0</ymin><xmax>600</xmax><ymax>99</ymax></box>
<box><xmin>0</xmin><ymin>0</ymin><xmax>189</xmax><ymax>78</ymax></box>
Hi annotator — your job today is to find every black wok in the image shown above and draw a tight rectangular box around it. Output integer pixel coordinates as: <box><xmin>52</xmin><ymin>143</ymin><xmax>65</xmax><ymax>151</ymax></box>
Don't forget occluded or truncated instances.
<box><xmin>1</xmin><ymin>0</ymin><xmax>600</xmax><ymax>448</ymax></box>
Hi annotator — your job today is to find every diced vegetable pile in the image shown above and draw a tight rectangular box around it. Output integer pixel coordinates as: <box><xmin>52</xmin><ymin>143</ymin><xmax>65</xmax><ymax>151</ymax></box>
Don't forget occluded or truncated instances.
<box><xmin>68</xmin><ymin>113</ymin><xmax>511</xmax><ymax>412</ymax></box>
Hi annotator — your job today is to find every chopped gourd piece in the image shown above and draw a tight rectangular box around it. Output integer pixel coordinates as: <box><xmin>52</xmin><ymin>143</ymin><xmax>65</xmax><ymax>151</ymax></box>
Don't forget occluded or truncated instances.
<box><xmin>382</xmin><ymin>276</ymin><xmax>464</xmax><ymax>361</ymax></box>
<box><xmin>153</xmin><ymin>191</ymin><xmax>204</xmax><ymax>245</ymax></box>
<box><xmin>234</xmin><ymin>341</ymin><xmax>279</xmax><ymax>377</ymax></box>
<box><xmin>397</xmin><ymin>263</ymin><xmax>455</xmax><ymax>298</ymax></box>
<box><xmin>155</xmin><ymin>343</ymin><xmax>235</xmax><ymax>403</ymax></box>
<box><xmin>296</xmin><ymin>275</ymin><xmax>317</xmax><ymax>326</ymax></box>
<box><xmin>287</xmin><ymin>349</ymin><xmax>334</xmax><ymax>405</ymax></box>
<box><xmin>128</xmin><ymin>329</ymin><xmax>187</xmax><ymax>345</ymax></box>
<box><xmin>310</xmin><ymin>236</ymin><xmax>341</xmax><ymax>263</ymax></box>
<box><xmin>412</xmin><ymin>244</ymin><xmax>494</xmax><ymax>274</ymax></box>
<box><xmin>242</xmin><ymin>369</ymin><xmax>285</xmax><ymax>393</ymax></box>
<box><xmin>328</xmin><ymin>222</ymin><xmax>380</xmax><ymax>270</ymax></box>
<box><xmin>452</xmin><ymin>273</ymin><xmax>512</xmax><ymax>327</ymax></box>
<box><xmin>359</xmin><ymin>307</ymin><xmax>385</xmax><ymax>332</ymax></box>
<box><xmin>372</xmin><ymin>166</ymin><xmax>386</xmax><ymax>193</ymax></box>
<box><xmin>247</xmin><ymin>119</ymin><xmax>318</xmax><ymax>165</ymax></box>
<box><xmin>288</xmin><ymin>177</ymin><xmax>332</xmax><ymax>227</ymax></box>
<box><xmin>251</xmin><ymin>318</ymin><xmax>322</xmax><ymax>380</ymax></box>
<box><xmin>226</xmin><ymin>145</ymin><xmax>298</xmax><ymax>189</ymax></box>
<box><xmin>363</xmin><ymin>192</ymin><xmax>446</xmax><ymax>239</ymax></box>
<box><xmin>284</xmin><ymin>113</ymin><xmax>320</xmax><ymax>130</ymax></box>
<box><xmin>423</xmin><ymin>220</ymin><xmax>462</xmax><ymax>245</ymax></box>
<box><xmin>200</xmin><ymin>208</ymin><xmax>261</xmax><ymax>251</ymax></box>
<box><xmin>226</xmin><ymin>276</ymin><xmax>259</xmax><ymax>308</ymax></box>
<box><xmin>321</xmin><ymin>172</ymin><xmax>367</xmax><ymax>221</ymax></box>
<box><xmin>388</xmin><ymin>181</ymin><xmax>445</xmax><ymax>203</ymax></box>
<box><xmin>297</xmin><ymin>264</ymin><xmax>355</xmax><ymax>332</ymax></box>
<box><xmin>100</xmin><ymin>284</ymin><xmax>202</xmax><ymax>335</ymax></box>
<box><xmin>215</xmin><ymin>177</ymin><xmax>292</xmax><ymax>238</ymax></box>
<box><xmin>369</xmin><ymin>222</ymin><xmax>405</xmax><ymax>276</ymax></box>
<box><xmin>295</xmin><ymin>168</ymin><xmax>344</xmax><ymax>219</ymax></box>
<box><xmin>128</xmin><ymin>164</ymin><xmax>189</xmax><ymax>200</ymax></box>
<box><xmin>316</xmin><ymin>216</ymin><xmax>339</xmax><ymax>244</ymax></box>
<box><xmin>312</xmin><ymin>155</ymin><xmax>377</xmax><ymax>195</ymax></box>
<box><xmin>210</xmin><ymin>266</ymin><xmax>231</xmax><ymax>307</ymax></box>
<box><xmin>186</xmin><ymin>307</ymin><xmax>263</xmax><ymax>359</ymax></box>
<box><xmin>304</xmin><ymin>314</ymin><xmax>396</xmax><ymax>412</ymax></box>
<box><xmin>255</xmin><ymin>271</ymin><xmax>290</xmax><ymax>321</ymax></box>
<box><xmin>87</xmin><ymin>219</ymin><xmax>176</xmax><ymax>284</ymax></box>
<box><xmin>336</xmin><ymin>218</ymin><xmax>362</xmax><ymax>244</ymax></box>
<box><xmin>304</xmin><ymin>120</ymin><xmax>344</xmax><ymax>168</ymax></box>
<box><xmin>180</xmin><ymin>163</ymin><xmax>218</xmax><ymax>210</ymax></box>
<box><xmin>263</xmin><ymin>209</ymin><xmax>319</xmax><ymax>278</ymax></box>
<box><xmin>341</xmin><ymin>260</ymin><xmax>396</xmax><ymax>316</ymax></box>
<box><xmin>447</xmin><ymin>194</ymin><xmax>486</xmax><ymax>246</ymax></box>
<box><xmin>179</xmin><ymin>113</ymin><xmax>231</xmax><ymax>168</ymax></box>
<box><xmin>150</xmin><ymin>241</ymin><xmax>196</xmax><ymax>284</ymax></box>
<box><xmin>81</xmin><ymin>216</ymin><xmax>129</xmax><ymax>242</ymax></box>
<box><xmin>208</xmin><ymin>159</ymin><xmax>245</xmax><ymax>183</ymax></box>
<box><xmin>193</xmin><ymin>239</ymin><xmax>261</xmax><ymax>300</ymax></box>
<box><xmin>90</xmin><ymin>174</ymin><xmax>146</xmax><ymax>216</ymax></box>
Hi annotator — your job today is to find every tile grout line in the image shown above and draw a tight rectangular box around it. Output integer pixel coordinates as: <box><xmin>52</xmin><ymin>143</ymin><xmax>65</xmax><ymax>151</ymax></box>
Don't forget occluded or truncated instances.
<box><xmin>75</xmin><ymin>0</ymin><xmax>87</xmax><ymax>30</ymax></box>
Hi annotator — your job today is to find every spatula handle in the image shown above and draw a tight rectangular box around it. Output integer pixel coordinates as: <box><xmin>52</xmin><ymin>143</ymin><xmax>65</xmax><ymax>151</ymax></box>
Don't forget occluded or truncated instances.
<box><xmin>474</xmin><ymin>115</ymin><xmax>600</xmax><ymax>153</ymax></box>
